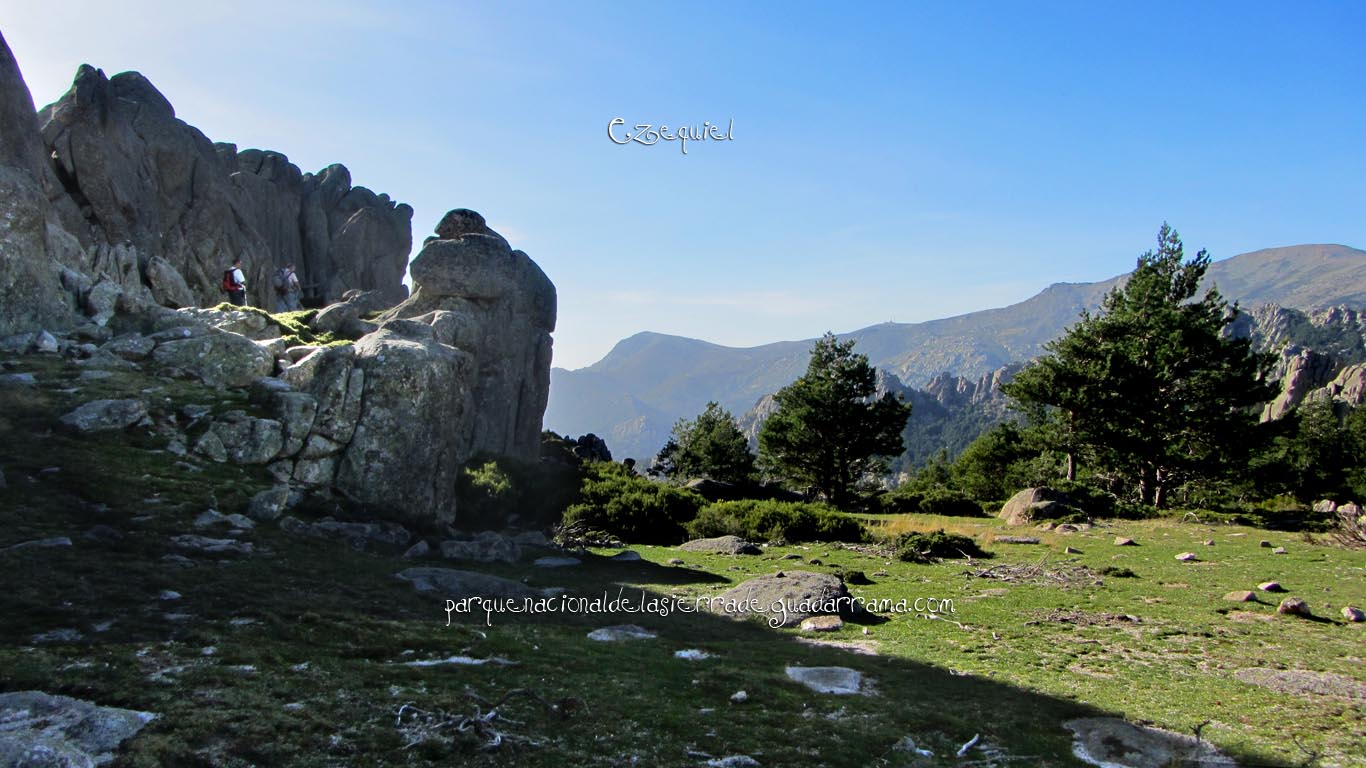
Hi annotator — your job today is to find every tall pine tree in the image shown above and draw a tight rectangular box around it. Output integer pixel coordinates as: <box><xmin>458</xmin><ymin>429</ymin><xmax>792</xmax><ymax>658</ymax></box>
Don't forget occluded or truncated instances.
<box><xmin>1004</xmin><ymin>224</ymin><xmax>1274</xmax><ymax>507</ymax></box>
<box><xmin>758</xmin><ymin>333</ymin><xmax>911</xmax><ymax>505</ymax></box>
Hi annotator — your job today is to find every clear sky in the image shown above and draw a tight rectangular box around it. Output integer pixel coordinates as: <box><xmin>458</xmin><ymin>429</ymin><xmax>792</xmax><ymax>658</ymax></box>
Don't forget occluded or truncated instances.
<box><xmin>5</xmin><ymin>2</ymin><xmax>1363</xmax><ymax>369</ymax></box>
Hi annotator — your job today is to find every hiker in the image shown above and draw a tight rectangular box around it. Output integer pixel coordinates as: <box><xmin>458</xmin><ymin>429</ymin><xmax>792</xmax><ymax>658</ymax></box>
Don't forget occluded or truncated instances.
<box><xmin>222</xmin><ymin>257</ymin><xmax>248</xmax><ymax>306</ymax></box>
<box><xmin>273</xmin><ymin>262</ymin><xmax>302</xmax><ymax>312</ymax></box>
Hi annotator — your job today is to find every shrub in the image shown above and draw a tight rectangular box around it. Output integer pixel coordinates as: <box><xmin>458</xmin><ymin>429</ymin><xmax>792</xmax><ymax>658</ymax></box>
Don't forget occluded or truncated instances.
<box><xmin>895</xmin><ymin>529</ymin><xmax>989</xmax><ymax>562</ymax></box>
<box><xmin>880</xmin><ymin>484</ymin><xmax>984</xmax><ymax>517</ymax></box>
<box><xmin>685</xmin><ymin>499</ymin><xmax>865</xmax><ymax>544</ymax></box>
<box><xmin>456</xmin><ymin>453</ymin><xmax>582</xmax><ymax>530</ymax></box>
<box><xmin>560</xmin><ymin>462</ymin><xmax>703</xmax><ymax>544</ymax></box>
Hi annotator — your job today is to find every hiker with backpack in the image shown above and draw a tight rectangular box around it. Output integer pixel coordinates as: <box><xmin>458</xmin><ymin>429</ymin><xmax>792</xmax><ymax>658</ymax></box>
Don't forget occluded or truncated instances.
<box><xmin>222</xmin><ymin>257</ymin><xmax>248</xmax><ymax>306</ymax></box>
<box><xmin>273</xmin><ymin>262</ymin><xmax>302</xmax><ymax>312</ymax></box>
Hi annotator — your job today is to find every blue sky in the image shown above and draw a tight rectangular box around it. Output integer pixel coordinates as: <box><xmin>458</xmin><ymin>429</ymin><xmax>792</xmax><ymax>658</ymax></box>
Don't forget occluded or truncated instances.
<box><xmin>5</xmin><ymin>1</ymin><xmax>1364</xmax><ymax>368</ymax></box>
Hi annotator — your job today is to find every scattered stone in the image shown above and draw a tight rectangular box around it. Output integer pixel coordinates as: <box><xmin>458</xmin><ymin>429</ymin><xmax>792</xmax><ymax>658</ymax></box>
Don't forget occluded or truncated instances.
<box><xmin>1114</xmin><ymin>537</ymin><xmax>1136</xmax><ymax>546</ymax></box>
<box><xmin>800</xmin><ymin>615</ymin><xmax>844</xmax><ymax>633</ymax></box>
<box><xmin>402</xmin><ymin>540</ymin><xmax>430</xmax><ymax>560</ymax></box>
<box><xmin>1342</xmin><ymin>606</ymin><xmax>1365</xmax><ymax>622</ymax></box>
<box><xmin>440</xmin><ymin>531</ymin><xmax>520</xmax><ymax>563</ymax></box>
<box><xmin>396</xmin><ymin>567</ymin><xmax>560</xmax><ymax>600</ymax></box>
<box><xmin>33</xmin><ymin>331</ymin><xmax>60</xmax><ymax>354</ymax></box>
<box><xmin>674</xmin><ymin>649</ymin><xmax>713</xmax><ymax>661</ymax></box>
<box><xmin>1277</xmin><ymin>597</ymin><xmax>1312</xmax><ymax>617</ymax></box>
<box><xmin>159</xmin><ymin>590</ymin><xmax>181</xmax><ymax>601</ymax></box>
<box><xmin>5</xmin><ymin>536</ymin><xmax>73</xmax><ymax>552</ymax></box>
<box><xmin>995</xmin><ymin>536</ymin><xmax>1040</xmax><ymax>545</ymax></box>
<box><xmin>193</xmin><ymin>509</ymin><xmax>255</xmax><ymax>530</ymax></box>
<box><xmin>170</xmin><ymin>535</ymin><xmax>253</xmax><ymax>556</ymax></box>
<box><xmin>667</xmin><ymin>558</ymin><xmax>685</xmax><ymax>565</ymax></box>
<box><xmin>1063</xmin><ymin>546</ymin><xmax>1082</xmax><ymax>554</ymax></box>
<box><xmin>1258</xmin><ymin>581</ymin><xmax>1285</xmax><ymax>592</ymax></box>
<box><xmin>1054</xmin><ymin>523</ymin><xmax>1081</xmax><ymax>534</ymax></box>
<box><xmin>780</xmin><ymin>553</ymin><xmax>803</xmax><ymax>560</ymax></box>
<box><xmin>587</xmin><ymin>625</ymin><xmax>656</xmax><ymax>642</ymax></box>
<box><xmin>1065</xmin><ymin>717</ymin><xmax>1236</xmax><ymax>768</ymax></box>
<box><xmin>1259</xmin><ymin>540</ymin><xmax>1272</xmax><ymax>548</ymax></box>
<box><xmin>0</xmin><ymin>372</ymin><xmax>36</xmax><ymax>386</ymax></box>
<box><xmin>401</xmin><ymin>655</ymin><xmax>516</xmax><ymax>668</ymax></box>
<box><xmin>679</xmin><ymin>535</ymin><xmax>761</xmax><ymax>555</ymax></box>
<box><xmin>706</xmin><ymin>757</ymin><xmax>760</xmax><ymax>768</ymax></box>
<box><xmin>1203</xmin><ymin>540</ymin><xmax>1215</xmax><ymax>546</ymax></box>
<box><xmin>710</xmin><ymin>571</ymin><xmax>853</xmax><ymax>628</ymax></box>
<box><xmin>784</xmin><ymin>666</ymin><xmax>865</xmax><ymax>695</ymax></box>
<box><xmin>1034</xmin><ymin>522</ymin><xmax>1055</xmax><ymax>532</ymax></box>
<box><xmin>1272</xmin><ymin>546</ymin><xmax>1287</xmax><ymax>555</ymax></box>
<box><xmin>283</xmin><ymin>517</ymin><xmax>411</xmax><ymax>550</ymax></box>
<box><xmin>30</xmin><ymin>629</ymin><xmax>84</xmax><ymax>644</ymax></box>
<box><xmin>533</xmin><ymin>556</ymin><xmax>581</xmax><ymax>568</ymax></box>
<box><xmin>1175</xmin><ymin>552</ymin><xmax>1198</xmax><ymax>562</ymax></box>
<box><xmin>609</xmin><ymin>550</ymin><xmax>642</xmax><ymax>562</ymax></box>
<box><xmin>729</xmin><ymin>690</ymin><xmax>748</xmax><ymax>704</ymax></box>
<box><xmin>892</xmin><ymin>736</ymin><xmax>935</xmax><ymax>757</ymax></box>
<box><xmin>0</xmin><ymin>691</ymin><xmax>156</xmax><ymax>766</ymax></box>
<box><xmin>59</xmin><ymin>398</ymin><xmax>147</xmax><ymax>433</ymax></box>
<box><xmin>1224</xmin><ymin>590</ymin><xmax>1256</xmax><ymax>602</ymax></box>
<box><xmin>78</xmin><ymin>370</ymin><xmax>114</xmax><ymax>381</ymax></box>
<box><xmin>246</xmin><ymin>485</ymin><xmax>291</xmax><ymax>522</ymax></box>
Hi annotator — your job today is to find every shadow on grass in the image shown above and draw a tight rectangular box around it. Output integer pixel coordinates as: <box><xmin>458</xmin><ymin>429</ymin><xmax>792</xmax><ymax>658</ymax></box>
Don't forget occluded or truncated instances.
<box><xmin>0</xmin><ymin>495</ymin><xmax>1306</xmax><ymax>767</ymax></box>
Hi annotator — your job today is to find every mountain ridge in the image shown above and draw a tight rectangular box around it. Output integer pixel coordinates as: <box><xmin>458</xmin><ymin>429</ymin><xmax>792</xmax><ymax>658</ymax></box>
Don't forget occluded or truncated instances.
<box><xmin>548</xmin><ymin>243</ymin><xmax>1366</xmax><ymax>461</ymax></box>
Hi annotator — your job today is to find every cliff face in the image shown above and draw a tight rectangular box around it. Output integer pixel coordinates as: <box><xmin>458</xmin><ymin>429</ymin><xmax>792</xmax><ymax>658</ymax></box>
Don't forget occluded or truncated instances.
<box><xmin>2</xmin><ymin>30</ymin><xmax>410</xmax><ymax>320</ymax></box>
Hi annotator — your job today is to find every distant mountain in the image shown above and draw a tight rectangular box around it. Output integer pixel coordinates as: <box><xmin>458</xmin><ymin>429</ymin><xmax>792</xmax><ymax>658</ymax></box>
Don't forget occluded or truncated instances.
<box><xmin>547</xmin><ymin>244</ymin><xmax>1366</xmax><ymax>461</ymax></box>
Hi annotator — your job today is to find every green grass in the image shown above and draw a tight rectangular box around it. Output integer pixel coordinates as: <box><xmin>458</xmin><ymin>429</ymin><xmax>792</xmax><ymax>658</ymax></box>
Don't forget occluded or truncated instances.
<box><xmin>1</xmin><ymin>352</ymin><xmax>1363</xmax><ymax>766</ymax></box>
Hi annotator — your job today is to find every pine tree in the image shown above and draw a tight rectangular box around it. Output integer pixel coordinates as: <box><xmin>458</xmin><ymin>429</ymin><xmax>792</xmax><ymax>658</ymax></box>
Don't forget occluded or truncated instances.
<box><xmin>652</xmin><ymin>401</ymin><xmax>755</xmax><ymax>484</ymax></box>
<box><xmin>758</xmin><ymin>333</ymin><xmax>912</xmax><ymax>505</ymax></box>
<box><xmin>1003</xmin><ymin>224</ymin><xmax>1275</xmax><ymax>507</ymax></box>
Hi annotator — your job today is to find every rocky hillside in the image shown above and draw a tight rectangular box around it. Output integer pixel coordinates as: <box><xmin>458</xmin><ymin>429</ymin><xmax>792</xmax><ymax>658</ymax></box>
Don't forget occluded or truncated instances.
<box><xmin>548</xmin><ymin>246</ymin><xmax>1366</xmax><ymax>463</ymax></box>
<box><xmin>0</xmin><ymin>30</ymin><xmax>410</xmax><ymax>334</ymax></box>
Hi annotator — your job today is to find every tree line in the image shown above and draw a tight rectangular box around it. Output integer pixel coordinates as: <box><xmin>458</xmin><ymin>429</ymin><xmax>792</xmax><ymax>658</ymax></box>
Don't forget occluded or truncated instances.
<box><xmin>650</xmin><ymin>224</ymin><xmax>1366</xmax><ymax>513</ymax></box>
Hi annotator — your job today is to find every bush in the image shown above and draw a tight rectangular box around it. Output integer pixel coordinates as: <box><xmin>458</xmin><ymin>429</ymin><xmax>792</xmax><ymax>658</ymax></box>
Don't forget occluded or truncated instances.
<box><xmin>685</xmin><ymin>499</ymin><xmax>865</xmax><ymax>544</ymax></box>
<box><xmin>560</xmin><ymin>462</ymin><xmax>704</xmax><ymax>544</ymax></box>
<box><xmin>895</xmin><ymin>529</ymin><xmax>989</xmax><ymax>562</ymax></box>
<box><xmin>880</xmin><ymin>484</ymin><xmax>984</xmax><ymax>517</ymax></box>
<box><xmin>457</xmin><ymin>453</ymin><xmax>582</xmax><ymax>530</ymax></box>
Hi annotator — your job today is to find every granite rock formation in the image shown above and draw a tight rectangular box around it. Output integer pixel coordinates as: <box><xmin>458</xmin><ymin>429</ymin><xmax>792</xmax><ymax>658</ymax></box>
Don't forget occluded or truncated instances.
<box><xmin>0</xmin><ymin>31</ymin><xmax>411</xmax><ymax>329</ymax></box>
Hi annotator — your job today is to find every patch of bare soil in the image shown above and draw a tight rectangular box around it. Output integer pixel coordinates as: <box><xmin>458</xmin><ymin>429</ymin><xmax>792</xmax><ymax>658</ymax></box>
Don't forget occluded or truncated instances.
<box><xmin>1025</xmin><ymin>609</ymin><xmax>1141</xmax><ymax>628</ymax></box>
<box><xmin>1234</xmin><ymin>668</ymin><xmax>1366</xmax><ymax>700</ymax></box>
<box><xmin>961</xmin><ymin>560</ymin><xmax>1104</xmax><ymax>588</ymax></box>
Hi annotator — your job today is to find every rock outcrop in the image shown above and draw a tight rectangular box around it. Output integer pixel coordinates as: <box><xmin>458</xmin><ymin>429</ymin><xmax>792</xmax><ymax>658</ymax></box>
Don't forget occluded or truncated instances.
<box><xmin>380</xmin><ymin>210</ymin><xmax>556</xmax><ymax>461</ymax></box>
<box><xmin>164</xmin><ymin>211</ymin><xmax>557</xmax><ymax>523</ymax></box>
<box><xmin>38</xmin><ymin>64</ymin><xmax>412</xmax><ymax>310</ymax></box>
<box><xmin>0</xmin><ymin>30</ymin><xmax>87</xmax><ymax>336</ymax></box>
<box><xmin>0</xmin><ymin>31</ymin><xmax>411</xmax><ymax>331</ymax></box>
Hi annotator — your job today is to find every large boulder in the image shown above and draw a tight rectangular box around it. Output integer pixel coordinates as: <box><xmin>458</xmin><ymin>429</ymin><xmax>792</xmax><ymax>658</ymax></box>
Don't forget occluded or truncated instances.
<box><xmin>59</xmin><ymin>398</ymin><xmax>147</xmax><ymax>433</ymax></box>
<box><xmin>999</xmin><ymin>487</ymin><xmax>1071</xmax><ymax>526</ymax></box>
<box><xmin>0</xmin><ymin>691</ymin><xmax>156</xmax><ymax>767</ymax></box>
<box><xmin>710</xmin><ymin>571</ymin><xmax>852</xmax><ymax>628</ymax></box>
<box><xmin>150</xmin><ymin>328</ymin><xmax>273</xmax><ymax>388</ymax></box>
<box><xmin>331</xmin><ymin>323</ymin><xmax>475</xmax><ymax>522</ymax></box>
<box><xmin>381</xmin><ymin>212</ymin><xmax>556</xmax><ymax>462</ymax></box>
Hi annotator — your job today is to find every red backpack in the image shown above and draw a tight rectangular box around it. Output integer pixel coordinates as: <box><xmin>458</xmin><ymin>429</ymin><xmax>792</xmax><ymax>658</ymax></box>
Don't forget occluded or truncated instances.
<box><xmin>222</xmin><ymin>269</ymin><xmax>238</xmax><ymax>292</ymax></box>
